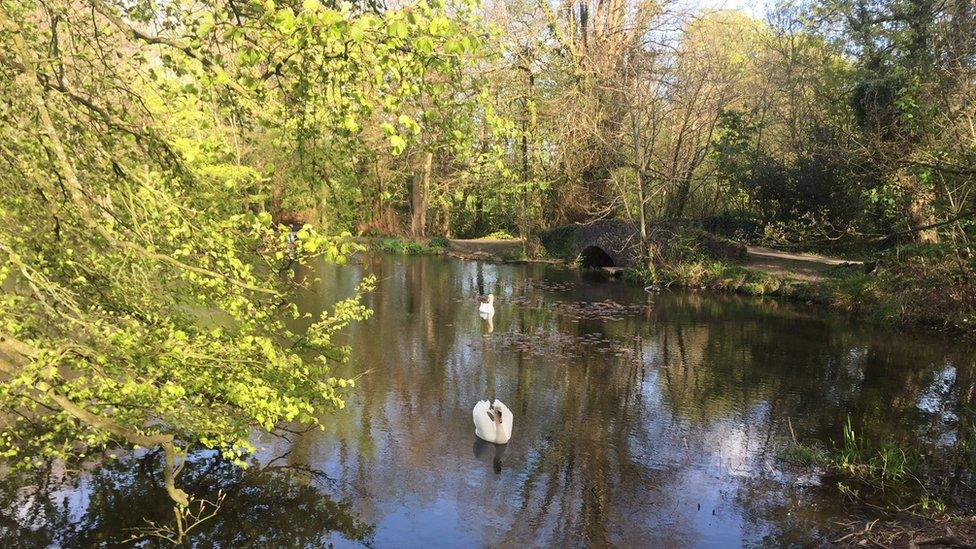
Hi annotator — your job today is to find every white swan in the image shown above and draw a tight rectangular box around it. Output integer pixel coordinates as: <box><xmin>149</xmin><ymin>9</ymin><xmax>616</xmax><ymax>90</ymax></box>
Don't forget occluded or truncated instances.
<box><xmin>472</xmin><ymin>399</ymin><xmax>513</xmax><ymax>444</ymax></box>
<box><xmin>478</xmin><ymin>293</ymin><xmax>495</xmax><ymax>316</ymax></box>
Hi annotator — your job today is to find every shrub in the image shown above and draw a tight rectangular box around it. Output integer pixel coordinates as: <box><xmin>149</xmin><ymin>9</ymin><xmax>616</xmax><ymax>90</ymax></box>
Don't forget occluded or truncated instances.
<box><xmin>499</xmin><ymin>249</ymin><xmax>526</xmax><ymax>262</ymax></box>
<box><xmin>376</xmin><ymin>238</ymin><xmax>425</xmax><ymax>255</ymax></box>
<box><xmin>485</xmin><ymin>230</ymin><xmax>515</xmax><ymax>240</ymax></box>
<box><xmin>428</xmin><ymin>236</ymin><xmax>450</xmax><ymax>249</ymax></box>
<box><xmin>376</xmin><ymin>237</ymin><xmax>405</xmax><ymax>253</ymax></box>
<box><xmin>539</xmin><ymin>226</ymin><xmax>578</xmax><ymax>261</ymax></box>
<box><xmin>699</xmin><ymin>212</ymin><xmax>763</xmax><ymax>242</ymax></box>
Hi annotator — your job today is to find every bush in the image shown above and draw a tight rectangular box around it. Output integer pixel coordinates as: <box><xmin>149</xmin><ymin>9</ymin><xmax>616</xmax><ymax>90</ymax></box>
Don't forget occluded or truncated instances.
<box><xmin>699</xmin><ymin>212</ymin><xmax>762</xmax><ymax>241</ymax></box>
<box><xmin>428</xmin><ymin>236</ymin><xmax>450</xmax><ymax>249</ymax></box>
<box><xmin>539</xmin><ymin>226</ymin><xmax>577</xmax><ymax>261</ymax></box>
<box><xmin>499</xmin><ymin>249</ymin><xmax>525</xmax><ymax>262</ymax></box>
<box><xmin>376</xmin><ymin>237</ymin><xmax>425</xmax><ymax>255</ymax></box>
<box><xmin>484</xmin><ymin>230</ymin><xmax>515</xmax><ymax>240</ymax></box>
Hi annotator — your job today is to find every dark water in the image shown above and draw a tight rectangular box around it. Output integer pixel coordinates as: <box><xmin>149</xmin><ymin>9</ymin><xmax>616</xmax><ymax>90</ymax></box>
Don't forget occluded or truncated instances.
<box><xmin>2</xmin><ymin>254</ymin><xmax>975</xmax><ymax>547</ymax></box>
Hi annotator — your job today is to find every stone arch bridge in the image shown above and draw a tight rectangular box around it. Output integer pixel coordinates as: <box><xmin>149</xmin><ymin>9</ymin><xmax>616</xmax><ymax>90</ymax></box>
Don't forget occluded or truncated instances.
<box><xmin>540</xmin><ymin>220</ymin><xmax>643</xmax><ymax>268</ymax></box>
<box><xmin>539</xmin><ymin>220</ymin><xmax>746</xmax><ymax>269</ymax></box>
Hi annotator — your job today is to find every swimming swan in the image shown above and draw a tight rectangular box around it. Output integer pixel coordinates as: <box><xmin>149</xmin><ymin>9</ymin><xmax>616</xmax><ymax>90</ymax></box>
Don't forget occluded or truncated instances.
<box><xmin>472</xmin><ymin>399</ymin><xmax>512</xmax><ymax>444</ymax></box>
<box><xmin>478</xmin><ymin>293</ymin><xmax>495</xmax><ymax>316</ymax></box>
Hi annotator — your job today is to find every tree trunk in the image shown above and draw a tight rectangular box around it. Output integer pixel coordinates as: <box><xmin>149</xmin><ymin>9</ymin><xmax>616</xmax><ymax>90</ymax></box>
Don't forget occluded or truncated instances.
<box><xmin>519</xmin><ymin>65</ymin><xmax>535</xmax><ymax>252</ymax></box>
<box><xmin>411</xmin><ymin>151</ymin><xmax>433</xmax><ymax>240</ymax></box>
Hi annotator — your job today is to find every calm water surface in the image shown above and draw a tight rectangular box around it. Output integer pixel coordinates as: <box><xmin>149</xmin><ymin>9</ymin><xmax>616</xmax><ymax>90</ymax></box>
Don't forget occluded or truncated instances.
<box><xmin>3</xmin><ymin>254</ymin><xmax>974</xmax><ymax>547</ymax></box>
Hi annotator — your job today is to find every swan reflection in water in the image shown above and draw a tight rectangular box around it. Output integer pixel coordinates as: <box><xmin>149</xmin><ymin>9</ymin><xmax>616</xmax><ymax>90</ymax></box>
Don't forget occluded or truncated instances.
<box><xmin>479</xmin><ymin>310</ymin><xmax>493</xmax><ymax>332</ymax></box>
<box><xmin>472</xmin><ymin>438</ymin><xmax>508</xmax><ymax>474</ymax></box>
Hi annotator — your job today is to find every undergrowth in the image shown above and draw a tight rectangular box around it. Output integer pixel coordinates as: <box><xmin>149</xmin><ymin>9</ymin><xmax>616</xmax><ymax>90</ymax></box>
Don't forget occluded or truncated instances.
<box><xmin>780</xmin><ymin>416</ymin><xmax>961</xmax><ymax>519</ymax></box>
<box><xmin>627</xmin><ymin>235</ymin><xmax>976</xmax><ymax>333</ymax></box>
<box><xmin>483</xmin><ymin>230</ymin><xmax>516</xmax><ymax>239</ymax></box>
<box><xmin>373</xmin><ymin>237</ymin><xmax>446</xmax><ymax>255</ymax></box>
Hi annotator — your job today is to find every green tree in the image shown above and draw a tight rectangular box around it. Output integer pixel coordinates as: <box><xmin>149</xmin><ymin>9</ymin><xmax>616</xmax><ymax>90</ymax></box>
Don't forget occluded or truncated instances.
<box><xmin>0</xmin><ymin>0</ymin><xmax>483</xmax><ymax>539</ymax></box>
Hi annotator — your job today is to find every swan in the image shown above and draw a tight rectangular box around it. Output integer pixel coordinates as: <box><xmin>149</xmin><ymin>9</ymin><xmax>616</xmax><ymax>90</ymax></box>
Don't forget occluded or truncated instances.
<box><xmin>478</xmin><ymin>293</ymin><xmax>495</xmax><ymax>316</ymax></box>
<box><xmin>472</xmin><ymin>399</ymin><xmax>512</xmax><ymax>444</ymax></box>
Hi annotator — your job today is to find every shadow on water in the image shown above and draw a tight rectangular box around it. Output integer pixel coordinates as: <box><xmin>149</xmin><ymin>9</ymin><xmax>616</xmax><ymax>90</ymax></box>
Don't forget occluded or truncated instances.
<box><xmin>3</xmin><ymin>253</ymin><xmax>975</xmax><ymax>546</ymax></box>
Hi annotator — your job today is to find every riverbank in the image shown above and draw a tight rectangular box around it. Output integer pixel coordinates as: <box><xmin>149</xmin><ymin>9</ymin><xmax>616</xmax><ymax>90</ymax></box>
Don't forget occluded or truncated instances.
<box><xmin>362</xmin><ymin>234</ymin><xmax>976</xmax><ymax>334</ymax></box>
<box><xmin>779</xmin><ymin>415</ymin><xmax>976</xmax><ymax>547</ymax></box>
<box><xmin>633</xmin><ymin>244</ymin><xmax>976</xmax><ymax>334</ymax></box>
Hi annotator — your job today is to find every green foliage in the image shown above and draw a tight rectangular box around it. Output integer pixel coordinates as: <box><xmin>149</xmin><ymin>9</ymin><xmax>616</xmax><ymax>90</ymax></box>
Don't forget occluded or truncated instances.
<box><xmin>484</xmin><ymin>230</ymin><xmax>516</xmax><ymax>240</ymax></box>
<box><xmin>427</xmin><ymin>236</ymin><xmax>451</xmax><ymax>249</ymax></box>
<box><xmin>498</xmin><ymin>249</ymin><xmax>525</xmax><ymax>262</ymax></box>
<box><xmin>713</xmin><ymin>110</ymin><xmax>865</xmax><ymax>238</ymax></box>
<box><xmin>784</xmin><ymin>415</ymin><xmax>953</xmax><ymax>518</ymax></box>
<box><xmin>375</xmin><ymin>238</ymin><xmax>426</xmax><ymax>255</ymax></box>
<box><xmin>539</xmin><ymin>226</ymin><xmax>578</xmax><ymax>261</ymax></box>
<box><xmin>825</xmin><ymin>416</ymin><xmax>952</xmax><ymax>515</ymax></box>
<box><xmin>0</xmin><ymin>0</ymin><xmax>488</xmax><ymax>522</ymax></box>
<box><xmin>699</xmin><ymin>212</ymin><xmax>762</xmax><ymax>242</ymax></box>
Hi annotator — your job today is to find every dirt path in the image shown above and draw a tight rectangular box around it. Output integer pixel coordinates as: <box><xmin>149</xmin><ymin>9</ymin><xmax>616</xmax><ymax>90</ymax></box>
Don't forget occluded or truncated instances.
<box><xmin>742</xmin><ymin>246</ymin><xmax>863</xmax><ymax>282</ymax></box>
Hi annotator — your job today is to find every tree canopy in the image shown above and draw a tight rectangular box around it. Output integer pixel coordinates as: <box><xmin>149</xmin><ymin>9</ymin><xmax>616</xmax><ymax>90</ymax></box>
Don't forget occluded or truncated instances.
<box><xmin>0</xmin><ymin>0</ymin><xmax>489</xmax><ymax>524</ymax></box>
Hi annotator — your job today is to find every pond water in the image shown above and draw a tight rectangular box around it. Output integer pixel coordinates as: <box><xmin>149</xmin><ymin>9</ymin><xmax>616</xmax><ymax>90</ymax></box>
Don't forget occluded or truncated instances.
<box><xmin>2</xmin><ymin>254</ymin><xmax>975</xmax><ymax>547</ymax></box>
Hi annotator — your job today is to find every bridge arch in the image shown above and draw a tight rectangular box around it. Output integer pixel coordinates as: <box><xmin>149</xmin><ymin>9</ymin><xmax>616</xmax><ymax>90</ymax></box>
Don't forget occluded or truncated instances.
<box><xmin>579</xmin><ymin>245</ymin><xmax>616</xmax><ymax>268</ymax></box>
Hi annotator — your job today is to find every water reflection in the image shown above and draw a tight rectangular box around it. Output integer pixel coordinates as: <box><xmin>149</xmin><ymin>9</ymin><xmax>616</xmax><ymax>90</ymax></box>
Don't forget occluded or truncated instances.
<box><xmin>292</xmin><ymin>254</ymin><xmax>975</xmax><ymax>547</ymax></box>
<box><xmin>2</xmin><ymin>254</ymin><xmax>974</xmax><ymax>546</ymax></box>
<box><xmin>0</xmin><ymin>451</ymin><xmax>373</xmax><ymax>547</ymax></box>
<box><xmin>472</xmin><ymin>439</ymin><xmax>507</xmax><ymax>474</ymax></box>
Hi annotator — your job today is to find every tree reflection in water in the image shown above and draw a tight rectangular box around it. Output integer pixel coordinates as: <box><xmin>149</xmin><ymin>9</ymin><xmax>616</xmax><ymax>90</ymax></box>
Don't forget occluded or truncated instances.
<box><xmin>281</xmin><ymin>255</ymin><xmax>976</xmax><ymax>546</ymax></box>
<box><xmin>3</xmin><ymin>254</ymin><xmax>975</xmax><ymax>546</ymax></box>
<box><xmin>0</xmin><ymin>450</ymin><xmax>373</xmax><ymax>547</ymax></box>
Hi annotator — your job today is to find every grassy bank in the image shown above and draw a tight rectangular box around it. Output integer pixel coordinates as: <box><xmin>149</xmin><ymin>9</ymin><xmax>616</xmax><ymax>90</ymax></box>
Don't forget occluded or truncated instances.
<box><xmin>369</xmin><ymin>236</ymin><xmax>452</xmax><ymax>255</ymax></box>
<box><xmin>626</xmin><ymin>230</ymin><xmax>976</xmax><ymax>333</ymax></box>
<box><xmin>779</xmin><ymin>417</ymin><xmax>976</xmax><ymax>546</ymax></box>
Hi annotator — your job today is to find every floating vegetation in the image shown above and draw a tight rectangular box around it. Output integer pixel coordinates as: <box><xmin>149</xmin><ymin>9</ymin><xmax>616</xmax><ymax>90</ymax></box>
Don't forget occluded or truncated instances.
<box><xmin>490</xmin><ymin>329</ymin><xmax>577</xmax><ymax>359</ymax></box>
<box><xmin>488</xmin><ymin>328</ymin><xmax>641</xmax><ymax>363</ymax></box>
<box><xmin>511</xmin><ymin>279</ymin><xmax>575</xmax><ymax>293</ymax></box>
<box><xmin>550</xmin><ymin>299</ymin><xmax>648</xmax><ymax>321</ymax></box>
<box><xmin>506</xmin><ymin>294</ymin><xmax>538</xmax><ymax>308</ymax></box>
<box><xmin>575</xmin><ymin>332</ymin><xmax>641</xmax><ymax>359</ymax></box>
